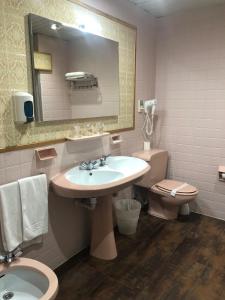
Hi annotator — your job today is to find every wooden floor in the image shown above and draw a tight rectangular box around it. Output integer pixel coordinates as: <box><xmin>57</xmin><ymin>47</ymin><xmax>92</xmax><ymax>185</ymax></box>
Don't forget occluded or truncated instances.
<box><xmin>55</xmin><ymin>212</ymin><xmax>225</xmax><ymax>300</ymax></box>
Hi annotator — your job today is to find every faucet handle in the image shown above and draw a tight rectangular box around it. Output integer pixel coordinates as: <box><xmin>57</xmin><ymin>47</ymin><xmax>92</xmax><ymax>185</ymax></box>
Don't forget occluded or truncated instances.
<box><xmin>89</xmin><ymin>160</ymin><xmax>98</xmax><ymax>169</ymax></box>
<box><xmin>99</xmin><ymin>154</ymin><xmax>111</xmax><ymax>166</ymax></box>
<box><xmin>79</xmin><ymin>160</ymin><xmax>99</xmax><ymax>170</ymax></box>
<box><xmin>102</xmin><ymin>153</ymin><xmax>111</xmax><ymax>160</ymax></box>
<box><xmin>6</xmin><ymin>254</ymin><xmax>13</xmax><ymax>264</ymax></box>
<box><xmin>0</xmin><ymin>252</ymin><xmax>13</xmax><ymax>264</ymax></box>
<box><xmin>79</xmin><ymin>161</ymin><xmax>88</xmax><ymax>170</ymax></box>
<box><xmin>99</xmin><ymin>157</ymin><xmax>105</xmax><ymax>166</ymax></box>
<box><xmin>1</xmin><ymin>247</ymin><xmax>23</xmax><ymax>264</ymax></box>
<box><xmin>0</xmin><ymin>255</ymin><xmax>6</xmax><ymax>263</ymax></box>
<box><xmin>13</xmin><ymin>247</ymin><xmax>23</xmax><ymax>258</ymax></box>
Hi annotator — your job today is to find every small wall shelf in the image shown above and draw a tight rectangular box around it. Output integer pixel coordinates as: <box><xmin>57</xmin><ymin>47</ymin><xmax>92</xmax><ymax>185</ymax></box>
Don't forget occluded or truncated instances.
<box><xmin>35</xmin><ymin>147</ymin><xmax>57</xmax><ymax>161</ymax></box>
<box><xmin>65</xmin><ymin>73</ymin><xmax>98</xmax><ymax>89</ymax></box>
<box><xmin>67</xmin><ymin>132</ymin><xmax>110</xmax><ymax>142</ymax></box>
<box><xmin>218</xmin><ymin>166</ymin><xmax>225</xmax><ymax>182</ymax></box>
<box><xmin>111</xmin><ymin>134</ymin><xmax>123</xmax><ymax>145</ymax></box>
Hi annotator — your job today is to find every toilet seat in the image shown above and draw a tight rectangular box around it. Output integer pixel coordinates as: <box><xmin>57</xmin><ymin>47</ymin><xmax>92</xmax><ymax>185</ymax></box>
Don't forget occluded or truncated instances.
<box><xmin>151</xmin><ymin>179</ymin><xmax>198</xmax><ymax>199</ymax></box>
<box><xmin>132</xmin><ymin>149</ymin><xmax>199</xmax><ymax>220</ymax></box>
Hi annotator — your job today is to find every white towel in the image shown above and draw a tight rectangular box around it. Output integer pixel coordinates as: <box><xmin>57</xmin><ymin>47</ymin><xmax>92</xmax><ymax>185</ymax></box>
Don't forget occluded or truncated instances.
<box><xmin>0</xmin><ymin>182</ymin><xmax>23</xmax><ymax>252</ymax></box>
<box><xmin>18</xmin><ymin>174</ymin><xmax>48</xmax><ymax>242</ymax></box>
<box><xmin>65</xmin><ymin>72</ymin><xmax>93</xmax><ymax>80</ymax></box>
<box><xmin>65</xmin><ymin>72</ymin><xmax>86</xmax><ymax>79</ymax></box>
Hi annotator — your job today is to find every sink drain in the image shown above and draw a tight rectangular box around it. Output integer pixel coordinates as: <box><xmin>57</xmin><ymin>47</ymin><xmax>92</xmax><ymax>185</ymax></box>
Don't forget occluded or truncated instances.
<box><xmin>3</xmin><ymin>292</ymin><xmax>14</xmax><ymax>300</ymax></box>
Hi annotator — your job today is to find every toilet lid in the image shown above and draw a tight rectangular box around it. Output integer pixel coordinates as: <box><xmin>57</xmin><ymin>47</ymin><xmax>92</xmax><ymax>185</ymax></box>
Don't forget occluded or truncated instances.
<box><xmin>153</xmin><ymin>180</ymin><xmax>198</xmax><ymax>196</ymax></box>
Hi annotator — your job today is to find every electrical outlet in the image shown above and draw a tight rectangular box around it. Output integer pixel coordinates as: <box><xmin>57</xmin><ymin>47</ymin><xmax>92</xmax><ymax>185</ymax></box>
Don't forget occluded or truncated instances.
<box><xmin>138</xmin><ymin>99</ymin><xmax>144</xmax><ymax>112</ymax></box>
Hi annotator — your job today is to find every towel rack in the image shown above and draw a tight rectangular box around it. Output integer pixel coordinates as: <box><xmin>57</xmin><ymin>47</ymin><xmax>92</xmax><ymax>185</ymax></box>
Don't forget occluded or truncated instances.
<box><xmin>65</xmin><ymin>73</ymin><xmax>98</xmax><ymax>89</ymax></box>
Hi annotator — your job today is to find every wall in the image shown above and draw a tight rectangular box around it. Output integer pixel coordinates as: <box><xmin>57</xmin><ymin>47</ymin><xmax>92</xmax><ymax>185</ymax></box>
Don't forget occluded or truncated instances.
<box><xmin>0</xmin><ymin>0</ymin><xmax>137</xmax><ymax>149</ymax></box>
<box><xmin>38</xmin><ymin>35</ymin><xmax>72</xmax><ymax>121</ymax></box>
<box><xmin>38</xmin><ymin>33</ymin><xmax>120</xmax><ymax>121</ymax></box>
<box><xmin>155</xmin><ymin>5</ymin><xmax>225</xmax><ymax>220</ymax></box>
<box><xmin>0</xmin><ymin>138</ymin><xmax>108</xmax><ymax>267</ymax></box>
<box><xmin>0</xmin><ymin>0</ymin><xmax>156</xmax><ymax>269</ymax></box>
<box><xmin>68</xmin><ymin>36</ymin><xmax>120</xmax><ymax>119</ymax></box>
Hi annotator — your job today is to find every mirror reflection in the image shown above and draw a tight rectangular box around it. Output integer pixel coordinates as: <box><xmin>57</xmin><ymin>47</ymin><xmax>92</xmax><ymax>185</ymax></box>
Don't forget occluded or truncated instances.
<box><xmin>28</xmin><ymin>14</ymin><xmax>120</xmax><ymax>122</ymax></box>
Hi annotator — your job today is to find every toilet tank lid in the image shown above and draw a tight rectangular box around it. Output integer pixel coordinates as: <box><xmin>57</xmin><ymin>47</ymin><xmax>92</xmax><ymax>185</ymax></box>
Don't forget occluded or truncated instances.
<box><xmin>132</xmin><ymin>149</ymin><xmax>168</xmax><ymax>162</ymax></box>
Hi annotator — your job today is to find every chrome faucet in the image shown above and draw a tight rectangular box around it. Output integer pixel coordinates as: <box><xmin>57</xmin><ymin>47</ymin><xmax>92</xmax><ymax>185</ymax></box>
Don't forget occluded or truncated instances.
<box><xmin>99</xmin><ymin>154</ymin><xmax>111</xmax><ymax>167</ymax></box>
<box><xmin>0</xmin><ymin>247</ymin><xmax>23</xmax><ymax>264</ymax></box>
<box><xmin>79</xmin><ymin>160</ymin><xmax>98</xmax><ymax>170</ymax></box>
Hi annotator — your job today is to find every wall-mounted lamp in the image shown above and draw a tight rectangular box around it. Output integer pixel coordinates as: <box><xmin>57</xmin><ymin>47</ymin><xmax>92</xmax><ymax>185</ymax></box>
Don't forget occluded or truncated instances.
<box><xmin>77</xmin><ymin>15</ymin><xmax>102</xmax><ymax>35</ymax></box>
<box><xmin>51</xmin><ymin>23</ymin><xmax>62</xmax><ymax>31</ymax></box>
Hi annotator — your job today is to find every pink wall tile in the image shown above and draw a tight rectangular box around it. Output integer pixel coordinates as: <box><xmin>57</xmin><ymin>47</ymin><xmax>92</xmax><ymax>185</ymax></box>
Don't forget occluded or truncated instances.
<box><xmin>38</xmin><ymin>35</ymin><xmax>72</xmax><ymax>121</ymax></box>
<box><xmin>0</xmin><ymin>1</ymin><xmax>156</xmax><ymax>269</ymax></box>
<box><xmin>155</xmin><ymin>5</ymin><xmax>225</xmax><ymax>219</ymax></box>
<box><xmin>0</xmin><ymin>0</ymin><xmax>224</xmax><ymax>271</ymax></box>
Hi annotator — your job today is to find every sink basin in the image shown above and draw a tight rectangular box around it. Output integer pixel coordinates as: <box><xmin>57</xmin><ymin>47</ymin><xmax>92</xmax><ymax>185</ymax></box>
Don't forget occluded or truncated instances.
<box><xmin>107</xmin><ymin>156</ymin><xmax>148</xmax><ymax>175</ymax></box>
<box><xmin>0</xmin><ymin>258</ymin><xmax>58</xmax><ymax>300</ymax></box>
<box><xmin>51</xmin><ymin>155</ymin><xmax>150</xmax><ymax>261</ymax></box>
<box><xmin>64</xmin><ymin>156</ymin><xmax>148</xmax><ymax>187</ymax></box>
<box><xmin>52</xmin><ymin>156</ymin><xmax>150</xmax><ymax>198</ymax></box>
<box><xmin>65</xmin><ymin>168</ymin><xmax>124</xmax><ymax>186</ymax></box>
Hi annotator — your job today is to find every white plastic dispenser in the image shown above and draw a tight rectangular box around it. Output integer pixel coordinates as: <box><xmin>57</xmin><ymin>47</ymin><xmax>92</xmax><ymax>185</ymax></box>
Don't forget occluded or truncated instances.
<box><xmin>13</xmin><ymin>92</ymin><xmax>34</xmax><ymax>124</ymax></box>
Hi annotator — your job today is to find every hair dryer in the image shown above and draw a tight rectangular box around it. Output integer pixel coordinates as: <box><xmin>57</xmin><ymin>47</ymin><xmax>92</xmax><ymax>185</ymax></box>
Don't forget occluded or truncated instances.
<box><xmin>142</xmin><ymin>99</ymin><xmax>157</xmax><ymax>150</ymax></box>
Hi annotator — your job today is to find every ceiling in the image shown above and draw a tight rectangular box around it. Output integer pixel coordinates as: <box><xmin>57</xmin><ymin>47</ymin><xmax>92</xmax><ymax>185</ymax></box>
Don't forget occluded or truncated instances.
<box><xmin>128</xmin><ymin>0</ymin><xmax>225</xmax><ymax>17</ymax></box>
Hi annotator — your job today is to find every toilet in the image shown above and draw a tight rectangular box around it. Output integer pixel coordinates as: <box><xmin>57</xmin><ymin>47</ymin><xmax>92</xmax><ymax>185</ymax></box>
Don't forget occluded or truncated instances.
<box><xmin>132</xmin><ymin>149</ymin><xmax>198</xmax><ymax>220</ymax></box>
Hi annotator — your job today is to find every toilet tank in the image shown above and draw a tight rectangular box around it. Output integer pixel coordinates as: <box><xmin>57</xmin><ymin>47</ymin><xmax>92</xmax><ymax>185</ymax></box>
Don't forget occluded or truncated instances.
<box><xmin>132</xmin><ymin>149</ymin><xmax>168</xmax><ymax>189</ymax></box>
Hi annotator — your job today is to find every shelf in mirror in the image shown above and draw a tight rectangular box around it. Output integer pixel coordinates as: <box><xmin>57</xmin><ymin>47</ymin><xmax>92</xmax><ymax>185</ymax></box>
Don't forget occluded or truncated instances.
<box><xmin>66</xmin><ymin>132</ymin><xmax>110</xmax><ymax>142</ymax></box>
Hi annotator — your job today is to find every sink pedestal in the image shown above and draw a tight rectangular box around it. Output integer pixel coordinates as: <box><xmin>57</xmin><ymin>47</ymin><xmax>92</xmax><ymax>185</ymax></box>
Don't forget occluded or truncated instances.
<box><xmin>51</xmin><ymin>156</ymin><xmax>150</xmax><ymax>260</ymax></box>
<box><xmin>90</xmin><ymin>195</ymin><xmax>117</xmax><ymax>260</ymax></box>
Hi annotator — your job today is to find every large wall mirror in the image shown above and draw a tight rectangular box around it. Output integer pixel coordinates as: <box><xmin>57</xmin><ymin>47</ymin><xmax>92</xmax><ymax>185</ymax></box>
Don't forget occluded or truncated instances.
<box><xmin>0</xmin><ymin>0</ymin><xmax>136</xmax><ymax>150</ymax></box>
<box><xmin>28</xmin><ymin>14</ymin><xmax>120</xmax><ymax>122</ymax></box>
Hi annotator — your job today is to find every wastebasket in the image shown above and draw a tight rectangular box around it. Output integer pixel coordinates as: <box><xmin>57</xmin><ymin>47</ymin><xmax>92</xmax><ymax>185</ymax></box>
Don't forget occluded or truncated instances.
<box><xmin>114</xmin><ymin>199</ymin><xmax>141</xmax><ymax>235</ymax></box>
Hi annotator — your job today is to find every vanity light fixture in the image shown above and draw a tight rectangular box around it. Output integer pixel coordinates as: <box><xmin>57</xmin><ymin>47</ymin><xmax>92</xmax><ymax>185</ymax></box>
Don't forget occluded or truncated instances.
<box><xmin>51</xmin><ymin>23</ymin><xmax>61</xmax><ymax>31</ymax></box>
<box><xmin>78</xmin><ymin>24</ymin><xmax>86</xmax><ymax>30</ymax></box>
<box><xmin>77</xmin><ymin>15</ymin><xmax>102</xmax><ymax>35</ymax></box>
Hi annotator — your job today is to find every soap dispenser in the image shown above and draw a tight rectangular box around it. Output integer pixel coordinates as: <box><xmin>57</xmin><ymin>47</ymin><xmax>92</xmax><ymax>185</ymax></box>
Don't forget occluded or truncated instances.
<box><xmin>13</xmin><ymin>92</ymin><xmax>34</xmax><ymax>123</ymax></box>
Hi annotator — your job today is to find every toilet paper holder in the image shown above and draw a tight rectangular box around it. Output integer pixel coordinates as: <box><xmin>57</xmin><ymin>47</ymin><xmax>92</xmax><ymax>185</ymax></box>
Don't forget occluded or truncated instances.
<box><xmin>218</xmin><ymin>166</ymin><xmax>225</xmax><ymax>181</ymax></box>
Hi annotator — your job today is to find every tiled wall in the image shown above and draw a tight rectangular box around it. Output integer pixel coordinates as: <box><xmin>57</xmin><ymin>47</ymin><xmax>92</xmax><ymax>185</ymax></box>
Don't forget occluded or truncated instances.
<box><xmin>39</xmin><ymin>35</ymin><xmax>72</xmax><ymax>121</ymax></box>
<box><xmin>2</xmin><ymin>0</ymin><xmax>225</xmax><ymax>270</ymax></box>
<box><xmin>68</xmin><ymin>36</ymin><xmax>120</xmax><ymax>119</ymax></box>
<box><xmin>0</xmin><ymin>137</ymin><xmax>108</xmax><ymax>267</ymax></box>
<box><xmin>0</xmin><ymin>0</ymin><xmax>156</xmax><ymax>269</ymax></box>
<box><xmin>155</xmin><ymin>5</ymin><xmax>225</xmax><ymax>220</ymax></box>
<box><xmin>0</xmin><ymin>0</ymin><xmax>136</xmax><ymax>149</ymax></box>
<box><xmin>0</xmin><ymin>136</ymin><xmax>147</xmax><ymax>269</ymax></box>
<box><xmin>39</xmin><ymin>33</ymin><xmax>120</xmax><ymax>121</ymax></box>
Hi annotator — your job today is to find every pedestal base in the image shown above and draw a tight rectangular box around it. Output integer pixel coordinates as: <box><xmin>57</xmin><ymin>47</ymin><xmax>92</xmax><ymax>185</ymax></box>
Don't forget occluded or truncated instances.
<box><xmin>90</xmin><ymin>195</ymin><xmax>117</xmax><ymax>260</ymax></box>
<box><xmin>148</xmin><ymin>193</ymin><xmax>179</xmax><ymax>220</ymax></box>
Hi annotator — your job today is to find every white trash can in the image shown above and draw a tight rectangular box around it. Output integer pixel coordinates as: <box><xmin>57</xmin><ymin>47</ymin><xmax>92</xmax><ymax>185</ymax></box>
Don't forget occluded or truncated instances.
<box><xmin>114</xmin><ymin>199</ymin><xmax>141</xmax><ymax>235</ymax></box>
